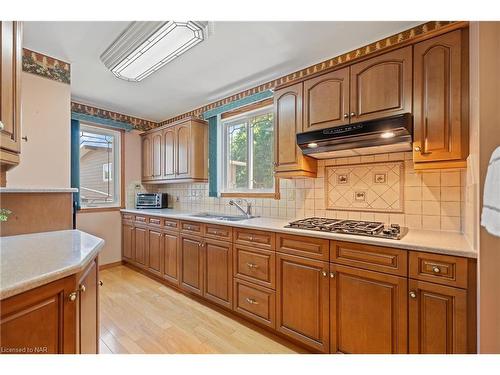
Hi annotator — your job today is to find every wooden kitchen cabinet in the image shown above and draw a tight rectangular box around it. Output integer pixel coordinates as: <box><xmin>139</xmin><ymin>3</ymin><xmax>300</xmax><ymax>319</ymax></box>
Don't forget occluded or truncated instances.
<box><xmin>303</xmin><ymin>67</ymin><xmax>350</xmax><ymax>131</ymax></box>
<box><xmin>122</xmin><ymin>221</ymin><xmax>135</xmax><ymax>261</ymax></box>
<box><xmin>147</xmin><ymin>228</ymin><xmax>163</xmax><ymax>277</ymax></box>
<box><xmin>276</xmin><ymin>253</ymin><xmax>330</xmax><ymax>353</ymax></box>
<box><xmin>330</xmin><ymin>264</ymin><xmax>408</xmax><ymax>354</ymax></box>
<box><xmin>141</xmin><ymin>118</ymin><xmax>208</xmax><ymax>184</ymax></box>
<box><xmin>349</xmin><ymin>46</ymin><xmax>412</xmax><ymax>122</ymax></box>
<box><xmin>77</xmin><ymin>258</ymin><xmax>99</xmax><ymax>354</ymax></box>
<box><xmin>274</xmin><ymin>83</ymin><xmax>317</xmax><ymax>178</ymax></box>
<box><xmin>134</xmin><ymin>226</ymin><xmax>148</xmax><ymax>267</ymax></box>
<box><xmin>413</xmin><ymin>30</ymin><xmax>468</xmax><ymax>169</ymax></box>
<box><xmin>180</xmin><ymin>235</ymin><xmax>204</xmax><ymax>296</ymax></box>
<box><xmin>163</xmin><ymin>231</ymin><xmax>180</xmax><ymax>286</ymax></box>
<box><xmin>408</xmin><ymin>279</ymin><xmax>467</xmax><ymax>354</ymax></box>
<box><xmin>0</xmin><ymin>21</ymin><xmax>22</xmax><ymax>186</ymax></box>
<box><xmin>203</xmin><ymin>238</ymin><xmax>233</xmax><ymax>309</ymax></box>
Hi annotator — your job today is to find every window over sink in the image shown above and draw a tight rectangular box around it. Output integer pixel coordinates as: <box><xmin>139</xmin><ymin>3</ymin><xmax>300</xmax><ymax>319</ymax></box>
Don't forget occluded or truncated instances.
<box><xmin>79</xmin><ymin>123</ymin><xmax>122</xmax><ymax>209</ymax></box>
<box><xmin>220</xmin><ymin>105</ymin><xmax>277</xmax><ymax>197</ymax></box>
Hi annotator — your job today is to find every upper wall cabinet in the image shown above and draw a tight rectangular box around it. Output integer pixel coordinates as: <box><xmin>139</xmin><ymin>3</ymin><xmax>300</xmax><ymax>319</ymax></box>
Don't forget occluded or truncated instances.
<box><xmin>303</xmin><ymin>68</ymin><xmax>350</xmax><ymax>132</ymax></box>
<box><xmin>413</xmin><ymin>30</ymin><xmax>468</xmax><ymax>169</ymax></box>
<box><xmin>141</xmin><ymin>118</ymin><xmax>208</xmax><ymax>184</ymax></box>
<box><xmin>0</xmin><ymin>21</ymin><xmax>22</xmax><ymax>186</ymax></box>
<box><xmin>274</xmin><ymin>83</ymin><xmax>317</xmax><ymax>178</ymax></box>
<box><xmin>349</xmin><ymin>46</ymin><xmax>412</xmax><ymax>122</ymax></box>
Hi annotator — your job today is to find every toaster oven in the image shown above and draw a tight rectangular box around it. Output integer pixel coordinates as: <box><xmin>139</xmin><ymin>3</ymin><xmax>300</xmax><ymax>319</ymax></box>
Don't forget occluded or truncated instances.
<box><xmin>136</xmin><ymin>193</ymin><xmax>168</xmax><ymax>209</ymax></box>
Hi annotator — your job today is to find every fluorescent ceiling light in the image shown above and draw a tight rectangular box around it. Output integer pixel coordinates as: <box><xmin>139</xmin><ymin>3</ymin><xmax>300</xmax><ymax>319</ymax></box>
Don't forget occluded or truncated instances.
<box><xmin>101</xmin><ymin>21</ymin><xmax>209</xmax><ymax>82</ymax></box>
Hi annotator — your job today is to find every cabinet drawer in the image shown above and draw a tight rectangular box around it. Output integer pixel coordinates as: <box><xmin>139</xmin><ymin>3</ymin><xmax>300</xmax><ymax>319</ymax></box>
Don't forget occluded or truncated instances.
<box><xmin>163</xmin><ymin>219</ymin><xmax>179</xmax><ymax>231</ymax></box>
<box><xmin>122</xmin><ymin>213</ymin><xmax>134</xmax><ymax>221</ymax></box>
<box><xmin>234</xmin><ymin>228</ymin><xmax>275</xmax><ymax>250</ymax></box>
<box><xmin>180</xmin><ymin>221</ymin><xmax>203</xmax><ymax>235</ymax></box>
<box><xmin>277</xmin><ymin>233</ymin><xmax>329</xmax><ymax>260</ymax></box>
<box><xmin>233</xmin><ymin>278</ymin><xmax>275</xmax><ymax>329</ymax></box>
<box><xmin>148</xmin><ymin>216</ymin><xmax>162</xmax><ymax>227</ymax></box>
<box><xmin>134</xmin><ymin>215</ymin><xmax>147</xmax><ymax>224</ymax></box>
<box><xmin>409</xmin><ymin>251</ymin><xmax>468</xmax><ymax>288</ymax></box>
<box><xmin>205</xmin><ymin>223</ymin><xmax>232</xmax><ymax>241</ymax></box>
<box><xmin>330</xmin><ymin>241</ymin><xmax>407</xmax><ymax>276</ymax></box>
<box><xmin>234</xmin><ymin>245</ymin><xmax>275</xmax><ymax>289</ymax></box>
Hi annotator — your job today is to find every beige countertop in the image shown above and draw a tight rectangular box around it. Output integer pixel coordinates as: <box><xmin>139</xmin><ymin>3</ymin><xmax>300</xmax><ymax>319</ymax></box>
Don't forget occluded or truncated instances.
<box><xmin>122</xmin><ymin>208</ymin><xmax>477</xmax><ymax>259</ymax></box>
<box><xmin>0</xmin><ymin>230</ymin><xmax>104</xmax><ymax>300</ymax></box>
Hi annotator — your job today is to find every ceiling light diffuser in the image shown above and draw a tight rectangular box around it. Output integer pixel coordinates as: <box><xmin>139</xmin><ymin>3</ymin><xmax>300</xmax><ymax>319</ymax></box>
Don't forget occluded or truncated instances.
<box><xmin>101</xmin><ymin>21</ymin><xmax>209</xmax><ymax>82</ymax></box>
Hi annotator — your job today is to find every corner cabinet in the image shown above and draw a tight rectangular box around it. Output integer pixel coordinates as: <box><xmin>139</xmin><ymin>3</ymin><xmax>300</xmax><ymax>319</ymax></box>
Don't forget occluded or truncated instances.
<box><xmin>141</xmin><ymin>117</ymin><xmax>208</xmax><ymax>184</ymax></box>
<box><xmin>274</xmin><ymin>83</ymin><xmax>317</xmax><ymax>178</ymax></box>
<box><xmin>0</xmin><ymin>21</ymin><xmax>22</xmax><ymax>186</ymax></box>
<box><xmin>413</xmin><ymin>30</ymin><xmax>468</xmax><ymax>170</ymax></box>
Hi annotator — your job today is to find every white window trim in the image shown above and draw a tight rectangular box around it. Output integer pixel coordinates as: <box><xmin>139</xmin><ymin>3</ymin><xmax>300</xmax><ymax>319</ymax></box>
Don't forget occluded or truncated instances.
<box><xmin>79</xmin><ymin>123</ymin><xmax>122</xmax><ymax>209</ymax></box>
<box><xmin>219</xmin><ymin>105</ymin><xmax>274</xmax><ymax>195</ymax></box>
<box><xmin>102</xmin><ymin>163</ymin><xmax>113</xmax><ymax>182</ymax></box>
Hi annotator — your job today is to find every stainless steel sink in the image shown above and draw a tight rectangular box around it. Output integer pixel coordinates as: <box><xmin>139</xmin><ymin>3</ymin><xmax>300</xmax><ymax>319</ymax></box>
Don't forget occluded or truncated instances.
<box><xmin>190</xmin><ymin>213</ymin><xmax>257</xmax><ymax>221</ymax></box>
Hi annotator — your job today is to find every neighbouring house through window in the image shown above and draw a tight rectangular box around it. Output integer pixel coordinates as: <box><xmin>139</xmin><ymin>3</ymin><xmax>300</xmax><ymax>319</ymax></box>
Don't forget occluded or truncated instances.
<box><xmin>221</xmin><ymin>106</ymin><xmax>275</xmax><ymax>195</ymax></box>
<box><xmin>79</xmin><ymin>123</ymin><xmax>121</xmax><ymax>208</ymax></box>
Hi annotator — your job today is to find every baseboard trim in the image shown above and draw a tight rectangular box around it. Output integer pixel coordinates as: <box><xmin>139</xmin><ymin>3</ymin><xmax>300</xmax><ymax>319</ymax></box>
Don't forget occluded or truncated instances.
<box><xmin>99</xmin><ymin>260</ymin><xmax>123</xmax><ymax>270</ymax></box>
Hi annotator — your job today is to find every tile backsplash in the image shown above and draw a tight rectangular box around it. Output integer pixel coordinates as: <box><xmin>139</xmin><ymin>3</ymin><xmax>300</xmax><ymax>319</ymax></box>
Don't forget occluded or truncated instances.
<box><xmin>136</xmin><ymin>152</ymin><xmax>466</xmax><ymax>233</ymax></box>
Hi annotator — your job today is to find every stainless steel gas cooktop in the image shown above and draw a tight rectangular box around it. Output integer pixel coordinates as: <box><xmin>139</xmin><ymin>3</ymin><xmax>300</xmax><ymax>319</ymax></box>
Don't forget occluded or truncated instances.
<box><xmin>285</xmin><ymin>217</ymin><xmax>407</xmax><ymax>240</ymax></box>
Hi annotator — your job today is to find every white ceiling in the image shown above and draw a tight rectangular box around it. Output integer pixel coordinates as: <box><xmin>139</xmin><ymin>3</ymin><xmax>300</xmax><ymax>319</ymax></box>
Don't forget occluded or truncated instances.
<box><xmin>23</xmin><ymin>21</ymin><xmax>422</xmax><ymax>122</ymax></box>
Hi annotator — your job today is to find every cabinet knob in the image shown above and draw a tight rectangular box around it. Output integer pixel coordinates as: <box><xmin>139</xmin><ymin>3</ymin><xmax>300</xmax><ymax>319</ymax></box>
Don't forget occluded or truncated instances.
<box><xmin>321</xmin><ymin>270</ymin><xmax>328</xmax><ymax>277</ymax></box>
<box><xmin>79</xmin><ymin>284</ymin><xmax>86</xmax><ymax>293</ymax></box>
<box><xmin>0</xmin><ymin>120</ymin><xmax>4</xmax><ymax>131</ymax></box>
<box><xmin>245</xmin><ymin>297</ymin><xmax>258</xmax><ymax>305</ymax></box>
<box><xmin>343</xmin><ymin>113</ymin><xmax>349</xmax><ymax>119</ymax></box>
<box><xmin>99</xmin><ymin>280</ymin><xmax>104</xmax><ymax>287</ymax></box>
<box><xmin>273</xmin><ymin>161</ymin><xmax>278</xmax><ymax>167</ymax></box>
<box><xmin>330</xmin><ymin>272</ymin><xmax>336</xmax><ymax>278</ymax></box>
<box><xmin>414</xmin><ymin>146</ymin><xmax>422</xmax><ymax>152</ymax></box>
<box><xmin>22</xmin><ymin>136</ymin><xmax>28</xmax><ymax>142</ymax></box>
<box><xmin>350</xmin><ymin>112</ymin><xmax>356</xmax><ymax>118</ymax></box>
<box><xmin>248</xmin><ymin>236</ymin><xmax>254</xmax><ymax>241</ymax></box>
<box><xmin>68</xmin><ymin>291</ymin><xmax>78</xmax><ymax>302</ymax></box>
<box><xmin>409</xmin><ymin>290</ymin><xmax>417</xmax><ymax>299</ymax></box>
<box><xmin>432</xmin><ymin>266</ymin><xmax>441</xmax><ymax>274</ymax></box>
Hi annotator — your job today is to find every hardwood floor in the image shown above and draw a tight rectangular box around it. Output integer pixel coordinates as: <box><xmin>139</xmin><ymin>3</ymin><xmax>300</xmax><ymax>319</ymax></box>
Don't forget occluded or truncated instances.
<box><xmin>99</xmin><ymin>265</ymin><xmax>305</xmax><ymax>354</ymax></box>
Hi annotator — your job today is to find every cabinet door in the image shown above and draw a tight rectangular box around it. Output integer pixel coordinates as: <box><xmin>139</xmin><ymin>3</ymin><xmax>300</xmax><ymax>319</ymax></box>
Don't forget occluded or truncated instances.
<box><xmin>163</xmin><ymin>127</ymin><xmax>176</xmax><ymax>179</ymax></box>
<box><xmin>350</xmin><ymin>46</ymin><xmax>412</xmax><ymax>122</ymax></box>
<box><xmin>151</xmin><ymin>131</ymin><xmax>162</xmax><ymax>179</ymax></box>
<box><xmin>0</xmin><ymin>21</ymin><xmax>22</xmax><ymax>154</ymax></box>
<box><xmin>203</xmin><ymin>238</ymin><xmax>232</xmax><ymax>309</ymax></box>
<box><xmin>141</xmin><ymin>135</ymin><xmax>152</xmax><ymax>181</ymax></box>
<box><xmin>176</xmin><ymin>123</ymin><xmax>191</xmax><ymax>178</ymax></box>
<box><xmin>122</xmin><ymin>222</ymin><xmax>135</xmax><ymax>261</ymax></box>
<box><xmin>330</xmin><ymin>264</ymin><xmax>408</xmax><ymax>354</ymax></box>
<box><xmin>163</xmin><ymin>231</ymin><xmax>180</xmax><ymax>286</ymax></box>
<box><xmin>276</xmin><ymin>253</ymin><xmax>330</xmax><ymax>353</ymax></box>
<box><xmin>78</xmin><ymin>259</ymin><xmax>98</xmax><ymax>354</ymax></box>
<box><xmin>147</xmin><ymin>229</ymin><xmax>163</xmax><ymax>277</ymax></box>
<box><xmin>409</xmin><ymin>279</ymin><xmax>467</xmax><ymax>354</ymax></box>
<box><xmin>274</xmin><ymin>83</ymin><xmax>317</xmax><ymax>178</ymax></box>
<box><xmin>134</xmin><ymin>226</ymin><xmax>148</xmax><ymax>267</ymax></box>
<box><xmin>0</xmin><ymin>275</ymin><xmax>77</xmax><ymax>354</ymax></box>
<box><xmin>413</xmin><ymin>30</ymin><xmax>465</xmax><ymax>163</ymax></box>
<box><xmin>180</xmin><ymin>235</ymin><xmax>203</xmax><ymax>296</ymax></box>
<box><xmin>303</xmin><ymin>68</ymin><xmax>350</xmax><ymax>131</ymax></box>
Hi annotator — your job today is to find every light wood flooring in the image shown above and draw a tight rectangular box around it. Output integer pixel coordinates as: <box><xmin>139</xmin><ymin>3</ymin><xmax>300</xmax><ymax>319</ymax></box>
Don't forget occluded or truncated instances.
<box><xmin>99</xmin><ymin>265</ymin><xmax>305</xmax><ymax>354</ymax></box>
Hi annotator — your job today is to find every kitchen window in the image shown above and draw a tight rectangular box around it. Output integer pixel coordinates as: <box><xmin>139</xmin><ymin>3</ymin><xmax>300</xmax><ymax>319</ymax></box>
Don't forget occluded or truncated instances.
<box><xmin>79</xmin><ymin>123</ymin><xmax>122</xmax><ymax>209</ymax></box>
<box><xmin>220</xmin><ymin>105</ymin><xmax>278</xmax><ymax>198</ymax></box>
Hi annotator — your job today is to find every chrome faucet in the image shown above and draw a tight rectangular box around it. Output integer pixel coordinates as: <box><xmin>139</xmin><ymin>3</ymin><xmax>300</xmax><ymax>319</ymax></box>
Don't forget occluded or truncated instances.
<box><xmin>229</xmin><ymin>199</ymin><xmax>252</xmax><ymax>218</ymax></box>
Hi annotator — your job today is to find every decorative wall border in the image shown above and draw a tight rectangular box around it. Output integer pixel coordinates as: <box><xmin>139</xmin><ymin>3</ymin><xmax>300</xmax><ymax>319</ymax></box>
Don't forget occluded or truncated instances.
<box><xmin>22</xmin><ymin>48</ymin><xmax>71</xmax><ymax>84</ymax></box>
<box><xmin>71</xmin><ymin>102</ymin><xmax>157</xmax><ymax>131</ymax></box>
<box><xmin>158</xmin><ymin>20</ymin><xmax>462</xmax><ymax>126</ymax></box>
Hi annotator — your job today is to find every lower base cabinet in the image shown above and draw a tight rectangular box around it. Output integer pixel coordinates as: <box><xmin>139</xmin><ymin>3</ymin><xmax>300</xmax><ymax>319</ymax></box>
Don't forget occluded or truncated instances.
<box><xmin>409</xmin><ymin>279</ymin><xmax>468</xmax><ymax>354</ymax></box>
<box><xmin>77</xmin><ymin>258</ymin><xmax>99</xmax><ymax>354</ymax></box>
<box><xmin>330</xmin><ymin>264</ymin><xmax>408</xmax><ymax>354</ymax></box>
<box><xmin>276</xmin><ymin>253</ymin><xmax>330</xmax><ymax>353</ymax></box>
<box><xmin>180</xmin><ymin>235</ymin><xmax>204</xmax><ymax>296</ymax></box>
<box><xmin>163</xmin><ymin>231</ymin><xmax>180</xmax><ymax>286</ymax></box>
<box><xmin>147</xmin><ymin>229</ymin><xmax>163</xmax><ymax>277</ymax></box>
<box><xmin>233</xmin><ymin>278</ymin><xmax>276</xmax><ymax>329</ymax></box>
<box><xmin>203</xmin><ymin>238</ymin><xmax>233</xmax><ymax>309</ymax></box>
<box><xmin>134</xmin><ymin>226</ymin><xmax>148</xmax><ymax>267</ymax></box>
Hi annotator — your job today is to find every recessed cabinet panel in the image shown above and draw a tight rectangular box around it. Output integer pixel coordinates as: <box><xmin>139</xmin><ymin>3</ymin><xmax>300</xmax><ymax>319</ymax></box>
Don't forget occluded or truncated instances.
<box><xmin>180</xmin><ymin>235</ymin><xmax>203</xmax><ymax>296</ymax></box>
<box><xmin>303</xmin><ymin>68</ymin><xmax>350</xmax><ymax>131</ymax></box>
<box><xmin>147</xmin><ymin>229</ymin><xmax>163</xmax><ymax>276</ymax></box>
<box><xmin>176</xmin><ymin>124</ymin><xmax>190</xmax><ymax>178</ymax></box>
<box><xmin>122</xmin><ymin>222</ymin><xmax>135</xmax><ymax>261</ymax></box>
<box><xmin>163</xmin><ymin>128</ymin><xmax>176</xmax><ymax>179</ymax></box>
<box><xmin>350</xmin><ymin>46</ymin><xmax>412</xmax><ymax>122</ymax></box>
<box><xmin>134</xmin><ymin>226</ymin><xmax>148</xmax><ymax>267</ymax></box>
<box><xmin>151</xmin><ymin>132</ymin><xmax>162</xmax><ymax>178</ymax></box>
<box><xmin>204</xmin><ymin>239</ymin><xmax>232</xmax><ymax>309</ymax></box>
<box><xmin>78</xmin><ymin>260</ymin><xmax>98</xmax><ymax>354</ymax></box>
<box><xmin>163</xmin><ymin>231</ymin><xmax>180</xmax><ymax>286</ymax></box>
<box><xmin>141</xmin><ymin>136</ymin><xmax>152</xmax><ymax>181</ymax></box>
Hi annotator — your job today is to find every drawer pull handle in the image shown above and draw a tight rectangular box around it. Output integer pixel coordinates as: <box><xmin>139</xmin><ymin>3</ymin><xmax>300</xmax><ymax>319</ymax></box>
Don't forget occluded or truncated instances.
<box><xmin>432</xmin><ymin>266</ymin><xmax>441</xmax><ymax>273</ymax></box>
<box><xmin>246</xmin><ymin>298</ymin><xmax>258</xmax><ymax>305</ymax></box>
<box><xmin>409</xmin><ymin>291</ymin><xmax>417</xmax><ymax>299</ymax></box>
<box><xmin>248</xmin><ymin>235</ymin><xmax>254</xmax><ymax>241</ymax></box>
<box><xmin>246</xmin><ymin>263</ymin><xmax>259</xmax><ymax>269</ymax></box>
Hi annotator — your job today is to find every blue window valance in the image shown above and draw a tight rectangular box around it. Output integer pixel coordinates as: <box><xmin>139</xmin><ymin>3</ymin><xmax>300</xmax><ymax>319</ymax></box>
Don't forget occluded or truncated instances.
<box><xmin>71</xmin><ymin>112</ymin><xmax>134</xmax><ymax>132</ymax></box>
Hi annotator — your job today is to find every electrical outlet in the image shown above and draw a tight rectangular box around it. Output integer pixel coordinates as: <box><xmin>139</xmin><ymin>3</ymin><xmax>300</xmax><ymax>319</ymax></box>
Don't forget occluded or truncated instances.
<box><xmin>175</xmin><ymin>196</ymin><xmax>180</xmax><ymax>202</ymax></box>
<box><xmin>134</xmin><ymin>183</ymin><xmax>141</xmax><ymax>189</ymax></box>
